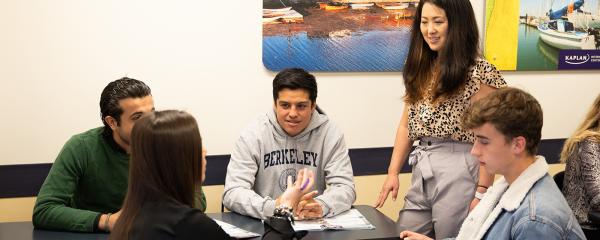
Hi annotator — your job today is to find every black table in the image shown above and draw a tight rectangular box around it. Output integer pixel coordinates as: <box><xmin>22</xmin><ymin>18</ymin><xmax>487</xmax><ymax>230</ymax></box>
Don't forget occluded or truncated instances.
<box><xmin>210</xmin><ymin>205</ymin><xmax>400</xmax><ymax>240</ymax></box>
<box><xmin>0</xmin><ymin>222</ymin><xmax>108</xmax><ymax>240</ymax></box>
<box><xmin>0</xmin><ymin>205</ymin><xmax>400</xmax><ymax>240</ymax></box>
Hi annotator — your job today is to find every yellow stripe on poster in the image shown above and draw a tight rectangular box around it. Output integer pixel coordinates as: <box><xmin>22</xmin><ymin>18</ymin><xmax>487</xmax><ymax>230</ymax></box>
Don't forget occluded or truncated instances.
<box><xmin>484</xmin><ymin>0</ymin><xmax>519</xmax><ymax>70</ymax></box>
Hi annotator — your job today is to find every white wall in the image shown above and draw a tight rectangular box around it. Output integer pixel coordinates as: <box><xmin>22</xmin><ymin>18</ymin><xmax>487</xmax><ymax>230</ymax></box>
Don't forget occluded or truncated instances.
<box><xmin>0</xmin><ymin>0</ymin><xmax>598</xmax><ymax>165</ymax></box>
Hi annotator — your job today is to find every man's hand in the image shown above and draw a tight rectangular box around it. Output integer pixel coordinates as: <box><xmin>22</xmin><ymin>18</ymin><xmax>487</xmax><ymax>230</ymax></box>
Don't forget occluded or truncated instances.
<box><xmin>108</xmin><ymin>209</ymin><xmax>121</xmax><ymax>231</ymax></box>
<box><xmin>295</xmin><ymin>192</ymin><xmax>323</xmax><ymax>220</ymax></box>
<box><xmin>276</xmin><ymin>169</ymin><xmax>315</xmax><ymax>210</ymax></box>
<box><xmin>400</xmin><ymin>230</ymin><xmax>433</xmax><ymax>240</ymax></box>
<box><xmin>98</xmin><ymin>209</ymin><xmax>121</xmax><ymax>232</ymax></box>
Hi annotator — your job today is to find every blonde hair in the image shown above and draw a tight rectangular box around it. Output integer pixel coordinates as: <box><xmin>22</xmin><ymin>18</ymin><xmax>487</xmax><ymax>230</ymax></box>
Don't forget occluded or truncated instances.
<box><xmin>560</xmin><ymin>93</ymin><xmax>600</xmax><ymax>162</ymax></box>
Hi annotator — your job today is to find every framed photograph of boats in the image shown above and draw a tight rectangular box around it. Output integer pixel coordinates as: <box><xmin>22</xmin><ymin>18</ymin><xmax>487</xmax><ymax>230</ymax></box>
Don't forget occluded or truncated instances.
<box><xmin>485</xmin><ymin>0</ymin><xmax>600</xmax><ymax>71</ymax></box>
<box><xmin>262</xmin><ymin>0</ymin><xmax>419</xmax><ymax>72</ymax></box>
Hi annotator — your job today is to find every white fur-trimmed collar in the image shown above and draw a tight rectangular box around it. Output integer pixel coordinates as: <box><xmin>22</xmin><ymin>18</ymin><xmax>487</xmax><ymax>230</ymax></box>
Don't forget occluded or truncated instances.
<box><xmin>456</xmin><ymin>156</ymin><xmax>548</xmax><ymax>240</ymax></box>
<box><xmin>497</xmin><ymin>156</ymin><xmax>549</xmax><ymax>210</ymax></box>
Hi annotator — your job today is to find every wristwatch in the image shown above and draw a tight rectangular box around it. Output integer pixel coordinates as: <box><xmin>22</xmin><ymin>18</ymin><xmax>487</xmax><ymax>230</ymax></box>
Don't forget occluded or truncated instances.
<box><xmin>273</xmin><ymin>205</ymin><xmax>294</xmax><ymax>224</ymax></box>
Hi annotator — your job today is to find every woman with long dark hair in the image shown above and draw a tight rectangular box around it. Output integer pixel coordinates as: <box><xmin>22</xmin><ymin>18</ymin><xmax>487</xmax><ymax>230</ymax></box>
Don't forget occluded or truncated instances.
<box><xmin>374</xmin><ymin>0</ymin><xmax>506</xmax><ymax>238</ymax></box>
<box><xmin>561</xmin><ymin>93</ymin><xmax>600</xmax><ymax>239</ymax></box>
<box><xmin>110</xmin><ymin>110</ymin><xmax>313</xmax><ymax>239</ymax></box>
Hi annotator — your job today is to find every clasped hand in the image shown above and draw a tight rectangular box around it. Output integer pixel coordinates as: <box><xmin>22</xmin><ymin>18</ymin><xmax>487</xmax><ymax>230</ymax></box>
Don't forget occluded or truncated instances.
<box><xmin>276</xmin><ymin>168</ymin><xmax>323</xmax><ymax>220</ymax></box>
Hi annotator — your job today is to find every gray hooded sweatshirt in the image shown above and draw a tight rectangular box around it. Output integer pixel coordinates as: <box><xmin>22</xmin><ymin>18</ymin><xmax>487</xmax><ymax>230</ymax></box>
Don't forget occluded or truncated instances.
<box><xmin>222</xmin><ymin>107</ymin><xmax>356</xmax><ymax>220</ymax></box>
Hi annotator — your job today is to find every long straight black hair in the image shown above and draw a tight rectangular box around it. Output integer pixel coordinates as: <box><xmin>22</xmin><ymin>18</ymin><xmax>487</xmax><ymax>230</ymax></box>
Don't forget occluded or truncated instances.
<box><xmin>403</xmin><ymin>0</ymin><xmax>479</xmax><ymax>104</ymax></box>
<box><xmin>110</xmin><ymin>110</ymin><xmax>203</xmax><ymax>240</ymax></box>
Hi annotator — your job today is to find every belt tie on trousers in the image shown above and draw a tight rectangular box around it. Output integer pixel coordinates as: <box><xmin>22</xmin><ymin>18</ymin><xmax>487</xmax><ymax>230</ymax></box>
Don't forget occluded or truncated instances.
<box><xmin>408</xmin><ymin>146</ymin><xmax>434</xmax><ymax>180</ymax></box>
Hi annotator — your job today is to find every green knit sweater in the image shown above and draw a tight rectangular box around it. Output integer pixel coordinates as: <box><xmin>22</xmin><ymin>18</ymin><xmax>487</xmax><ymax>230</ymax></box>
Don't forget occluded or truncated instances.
<box><xmin>33</xmin><ymin>127</ymin><xmax>207</xmax><ymax>232</ymax></box>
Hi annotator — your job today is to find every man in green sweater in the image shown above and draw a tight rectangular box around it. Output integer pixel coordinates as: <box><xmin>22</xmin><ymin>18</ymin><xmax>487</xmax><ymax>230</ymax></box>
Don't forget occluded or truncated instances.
<box><xmin>32</xmin><ymin>77</ymin><xmax>206</xmax><ymax>232</ymax></box>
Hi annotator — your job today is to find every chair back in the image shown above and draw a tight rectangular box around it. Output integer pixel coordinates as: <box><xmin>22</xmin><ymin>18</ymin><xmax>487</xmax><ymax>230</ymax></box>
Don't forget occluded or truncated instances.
<box><xmin>553</xmin><ymin>171</ymin><xmax>565</xmax><ymax>190</ymax></box>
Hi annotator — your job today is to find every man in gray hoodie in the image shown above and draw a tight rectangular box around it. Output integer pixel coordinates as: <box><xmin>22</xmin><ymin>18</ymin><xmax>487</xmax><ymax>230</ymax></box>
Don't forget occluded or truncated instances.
<box><xmin>223</xmin><ymin>68</ymin><xmax>356</xmax><ymax>220</ymax></box>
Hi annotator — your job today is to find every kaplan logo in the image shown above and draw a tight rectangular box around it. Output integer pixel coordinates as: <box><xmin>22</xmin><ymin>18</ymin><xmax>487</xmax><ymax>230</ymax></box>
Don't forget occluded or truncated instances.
<box><xmin>564</xmin><ymin>54</ymin><xmax>590</xmax><ymax>65</ymax></box>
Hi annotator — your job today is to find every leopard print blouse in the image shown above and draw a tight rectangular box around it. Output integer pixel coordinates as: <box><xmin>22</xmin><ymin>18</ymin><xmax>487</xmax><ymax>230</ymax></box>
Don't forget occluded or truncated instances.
<box><xmin>563</xmin><ymin>138</ymin><xmax>600</xmax><ymax>230</ymax></box>
<box><xmin>407</xmin><ymin>58</ymin><xmax>506</xmax><ymax>143</ymax></box>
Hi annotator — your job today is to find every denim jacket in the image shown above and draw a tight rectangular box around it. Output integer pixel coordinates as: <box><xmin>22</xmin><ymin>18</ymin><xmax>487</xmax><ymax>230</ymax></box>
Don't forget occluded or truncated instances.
<box><xmin>455</xmin><ymin>157</ymin><xmax>586</xmax><ymax>240</ymax></box>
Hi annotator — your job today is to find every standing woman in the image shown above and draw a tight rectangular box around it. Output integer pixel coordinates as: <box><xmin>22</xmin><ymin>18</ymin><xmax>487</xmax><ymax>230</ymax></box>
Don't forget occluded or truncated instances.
<box><xmin>110</xmin><ymin>110</ymin><xmax>314</xmax><ymax>240</ymax></box>
<box><xmin>561</xmin><ymin>93</ymin><xmax>600</xmax><ymax>239</ymax></box>
<box><xmin>373</xmin><ymin>0</ymin><xmax>506</xmax><ymax>238</ymax></box>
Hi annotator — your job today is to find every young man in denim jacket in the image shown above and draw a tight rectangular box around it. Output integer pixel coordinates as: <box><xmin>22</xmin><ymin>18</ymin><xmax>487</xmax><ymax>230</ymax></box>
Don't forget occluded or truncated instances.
<box><xmin>400</xmin><ymin>87</ymin><xmax>585</xmax><ymax>240</ymax></box>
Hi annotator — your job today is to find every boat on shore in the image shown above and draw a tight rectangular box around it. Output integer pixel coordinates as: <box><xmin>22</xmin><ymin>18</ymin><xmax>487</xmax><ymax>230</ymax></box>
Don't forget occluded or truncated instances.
<box><xmin>263</xmin><ymin>16</ymin><xmax>282</xmax><ymax>24</ymax></box>
<box><xmin>263</xmin><ymin>7</ymin><xmax>292</xmax><ymax>14</ymax></box>
<box><xmin>263</xmin><ymin>12</ymin><xmax>287</xmax><ymax>18</ymax></box>
<box><xmin>378</xmin><ymin>3</ymin><xmax>410</xmax><ymax>10</ymax></box>
<box><xmin>537</xmin><ymin>20</ymin><xmax>596</xmax><ymax>49</ymax></box>
<box><xmin>263</xmin><ymin>6</ymin><xmax>297</xmax><ymax>24</ymax></box>
<box><xmin>399</xmin><ymin>0</ymin><xmax>420</xmax><ymax>6</ymax></box>
<box><xmin>350</xmin><ymin>3</ymin><xmax>374</xmax><ymax>9</ymax></box>
<box><xmin>263</xmin><ymin>9</ymin><xmax>304</xmax><ymax>24</ymax></box>
<box><xmin>325</xmin><ymin>4</ymin><xmax>348</xmax><ymax>11</ymax></box>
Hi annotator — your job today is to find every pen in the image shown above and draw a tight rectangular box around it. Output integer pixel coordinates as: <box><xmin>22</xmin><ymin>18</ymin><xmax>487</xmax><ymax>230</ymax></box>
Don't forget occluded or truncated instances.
<box><xmin>300</xmin><ymin>177</ymin><xmax>310</xmax><ymax>190</ymax></box>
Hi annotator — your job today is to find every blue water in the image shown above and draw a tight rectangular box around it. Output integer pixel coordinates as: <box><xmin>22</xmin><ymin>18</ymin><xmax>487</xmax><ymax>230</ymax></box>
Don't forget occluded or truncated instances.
<box><xmin>262</xmin><ymin>30</ymin><xmax>411</xmax><ymax>72</ymax></box>
<box><xmin>517</xmin><ymin>23</ymin><xmax>559</xmax><ymax>70</ymax></box>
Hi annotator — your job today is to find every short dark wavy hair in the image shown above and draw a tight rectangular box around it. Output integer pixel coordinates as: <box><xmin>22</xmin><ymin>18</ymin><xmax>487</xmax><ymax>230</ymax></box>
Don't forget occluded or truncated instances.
<box><xmin>100</xmin><ymin>77</ymin><xmax>151</xmax><ymax>136</ymax></box>
<box><xmin>272</xmin><ymin>68</ymin><xmax>317</xmax><ymax>103</ymax></box>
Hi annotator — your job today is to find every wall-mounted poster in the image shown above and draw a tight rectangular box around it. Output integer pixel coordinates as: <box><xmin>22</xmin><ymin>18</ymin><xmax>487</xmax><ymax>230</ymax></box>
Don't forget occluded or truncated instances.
<box><xmin>262</xmin><ymin>0</ymin><xmax>419</xmax><ymax>72</ymax></box>
<box><xmin>485</xmin><ymin>0</ymin><xmax>600</xmax><ymax>71</ymax></box>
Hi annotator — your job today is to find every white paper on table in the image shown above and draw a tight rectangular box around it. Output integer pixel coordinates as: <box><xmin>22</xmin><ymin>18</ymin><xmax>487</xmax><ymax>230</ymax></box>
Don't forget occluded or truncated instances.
<box><xmin>213</xmin><ymin>219</ymin><xmax>261</xmax><ymax>238</ymax></box>
<box><xmin>292</xmin><ymin>208</ymin><xmax>375</xmax><ymax>231</ymax></box>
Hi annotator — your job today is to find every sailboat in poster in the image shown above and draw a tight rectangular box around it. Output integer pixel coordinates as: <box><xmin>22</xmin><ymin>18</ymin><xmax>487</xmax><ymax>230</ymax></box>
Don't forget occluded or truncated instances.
<box><xmin>537</xmin><ymin>0</ymin><xmax>597</xmax><ymax>49</ymax></box>
<box><xmin>538</xmin><ymin>20</ymin><xmax>596</xmax><ymax>49</ymax></box>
